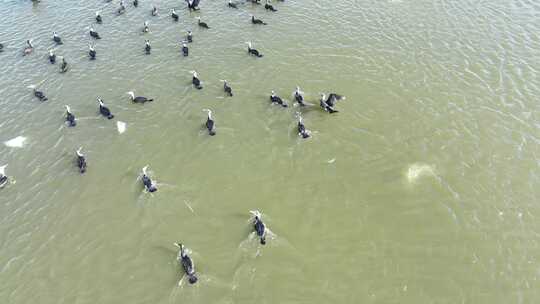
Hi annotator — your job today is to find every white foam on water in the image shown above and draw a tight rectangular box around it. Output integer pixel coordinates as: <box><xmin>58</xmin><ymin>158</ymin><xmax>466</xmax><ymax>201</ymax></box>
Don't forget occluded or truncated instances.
<box><xmin>4</xmin><ymin>136</ymin><xmax>27</xmax><ymax>148</ymax></box>
<box><xmin>117</xmin><ymin>121</ymin><xmax>126</xmax><ymax>134</ymax></box>
<box><xmin>406</xmin><ymin>163</ymin><xmax>435</xmax><ymax>183</ymax></box>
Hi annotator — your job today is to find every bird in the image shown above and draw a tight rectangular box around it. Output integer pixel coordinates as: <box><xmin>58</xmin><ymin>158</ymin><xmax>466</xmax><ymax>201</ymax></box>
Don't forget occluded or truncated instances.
<box><xmin>228</xmin><ymin>0</ymin><xmax>238</xmax><ymax>8</ymax></box>
<box><xmin>297</xmin><ymin>113</ymin><xmax>311</xmax><ymax>138</ymax></box>
<box><xmin>251</xmin><ymin>15</ymin><xmax>266</xmax><ymax>25</ymax></box>
<box><xmin>151</xmin><ymin>6</ymin><xmax>158</xmax><ymax>16</ymax></box>
<box><xmin>197</xmin><ymin>17</ymin><xmax>209</xmax><ymax>29</ymax></box>
<box><xmin>264</xmin><ymin>0</ymin><xmax>277</xmax><ymax>11</ymax></box>
<box><xmin>145</xmin><ymin>39</ymin><xmax>151</xmax><ymax>54</ymax></box>
<box><xmin>48</xmin><ymin>50</ymin><xmax>56</xmax><ymax>64</ymax></box>
<box><xmin>60</xmin><ymin>57</ymin><xmax>68</xmax><ymax>73</ymax></box>
<box><xmin>133</xmin><ymin>0</ymin><xmax>138</xmax><ymax>7</ymax></box>
<box><xmin>246</xmin><ymin>42</ymin><xmax>263</xmax><ymax>57</ymax></box>
<box><xmin>0</xmin><ymin>43</ymin><xmax>4</xmax><ymax>52</ymax></box>
<box><xmin>88</xmin><ymin>45</ymin><xmax>96</xmax><ymax>60</ymax></box>
<box><xmin>171</xmin><ymin>9</ymin><xmax>179</xmax><ymax>21</ymax></box>
<box><xmin>0</xmin><ymin>165</ymin><xmax>9</xmax><ymax>189</ymax></box>
<box><xmin>186</xmin><ymin>31</ymin><xmax>193</xmax><ymax>43</ymax></box>
<box><xmin>293</xmin><ymin>87</ymin><xmax>306</xmax><ymax>106</ymax></box>
<box><xmin>76</xmin><ymin>147</ymin><xmax>87</xmax><ymax>173</ymax></box>
<box><xmin>203</xmin><ymin>109</ymin><xmax>216</xmax><ymax>136</ymax></box>
<box><xmin>89</xmin><ymin>27</ymin><xmax>101</xmax><ymax>39</ymax></box>
<box><xmin>221</xmin><ymin>80</ymin><xmax>233</xmax><ymax>96</ymax></box>
<box><xmin>191</xmin><ymin>71</ymin><xmax>202</xmax><ymax>89</ymax></box>
<box><xmin>95</xmin><ymin>11</ymin><xmax>102</xmax><ymax>23</ymax></box>
<box><xmin>127</xmin><ymin>91</ymin><xmax>153</xmax><ymax>103</ymax></box>
<box><xmin>320</xmin><ymin>93</ymin><xmax>345</xmax><ymax>113</ymax></box>
<box><xmin>186</xmin><ymin>0</ymin><xmax>200</xmax><ymax>11</ymax></box>
<box><xmin>142</xmin><ymin>21</ymin><xmax>149</xmax><ymax>33</ymax></box>
<box><xmin>250</xmin><ymin>211</ymin><xmax>267</xmax><ymax>245</ymax></box>
<box><xmin>270</xmin><ymin>91</ymin><xmax>288</xmax><ymax>107</ymax></box>
<box><xmin>23</xmin><ymin>39</ymin><xmax>34</xmax><ymax>56</ymax></box>
<box><xmin>181</xmin><ymin>42</ymin><xmax>188</xmax><ymax>56</ymax></box>
<box><xmin>97</xmin><ymin>98</ymin><xmax>114</xmax><ymax>119</ymax></box>
<box><xmin>53</xmin><ymin>32</ymin><xmax>63</xmax><ymax>45</ymax></box>
<box><xmin>141</xmin><ymin>166</ymin><xmax>157</xmax><ymax>192</ymax></box>
<box><xmin>65</xmin><ymin>105</ymin><xmax>76</xmax><ymax>127</ymax></box>
<box><xmin>117</xmin><ymin>0</ymin><xmax>126</xmax><ymax>15</ymax></box>
<box><xmin>249</xmin><ymin>0</ymin><xmax>261</xmax><ymax>4</ymax></box>
<box><xmin>174</xmin><ymin>243</ymin><xmax>198</xmax><ymax>284</ymax></box>
<box><xmin>30</xmin><ymin>85</ymin><xmax>48</xmax><ymax>101</ymax></box>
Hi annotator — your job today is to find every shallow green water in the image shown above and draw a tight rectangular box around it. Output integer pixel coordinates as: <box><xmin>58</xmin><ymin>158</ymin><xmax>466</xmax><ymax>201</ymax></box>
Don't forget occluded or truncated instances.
<box><xmin>1</xmin><ymin>0</ymin><xmax>539</xmax><ymax>303</ymax></box>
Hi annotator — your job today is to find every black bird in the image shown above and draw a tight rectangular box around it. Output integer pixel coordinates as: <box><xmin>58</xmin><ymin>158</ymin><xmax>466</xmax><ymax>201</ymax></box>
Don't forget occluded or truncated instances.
<box><xmin>265</xmin><ymin>0</ymin><xmax>277</xmax><ymax>11</ymax></box>
<box><xmin>142</xmin><ymin>21</ymin><xmax>149</xmax><ymax>33</ymax></box>
<box><xmin>0</xmin><ymin>165</ymin><xmax>8</xmax><ymax>189</ymax></box>
<box><xmin>203</xmin><ymin>109</ymin><xmax>216</xmax><ymax>136</ymax></box>
<box><xmin>0</xmin><ymin>43</ymin><xmax>4</xmax><ymax>52</ymax></box>
<box><xmin>89</xmin><ymin>45</ymin><xmax>96</xmax><ymax>60</ymax></box>
<box><xmin>98</xmin><ymin>98</ymin><xmax>114</xmax><ymax>119</ymax></box>
<box><xmin>31</xmin><ymin>86</ymin><xmax>48</xmax><ymax>101</ymax></box>
<box><xmin>249</xmin><ymin>0</ymin><xmax>261</xmax><ymax>4</ymax></box>
<box><xmin>133</xmin><ymin>0</ymin><xmax>138</xmax><ymax>7</ymax></box>
<box><xmin>270</xmin><ymin>91</ymin><xmax>288</xmax><ymax>107</ymax></box>
<box><xmin>76</xmin><ymin>147</ymin><xmax>87</xmax><ymax>173</ymax></box>
<box><xmin>127</xmin><ymin>91</ymin><xmax>153</xmax><ymax>103</ymax></box>
<box><xmin>251</xmin><ymin>15</ymin><xmax>266</xmax><ymax>25</ymax></box>
<box><xmin>186</xmin><ymin>0</ymin><xmax>200</xmax><ymax>11</ymax></box>
<box><xmin>294</xmin><ymin>87</ymin><xmax>306</xmax><ymax>106</ymax></box>
<box><xmin>48</xmin><ymin>50</ymin><xmax>56</xmax><ymax>64</ymax></box>
<box><xmin>251</xmin><ymin>211</ymin><xmax>267</xmax><ymax>245</ymax></box>
<box><xmin>191</xmin><ymin>71</ymin><xmax>202</xmax><ymax>89</ymax></box>
<box><xmin>221</xmin><ymin>80</ymin><xmax>233</xmax><ymax>96</ymax></box>
<box><xmin>141</xmin><ymin>166</ymin><xmax>157</xmax><ymax>192</ymax></box>
<box><xmin>197</xmin><ymin>17</ymin><xmax>209</xmax><ymax>29</ymax></box>
<box><xmin>60</xmin><ymin>57</ymin><xmax>68</xmax><ymax>73</ymax></box>
<box><xmin>246</xmin><ymin>41</ymin><xmax>263</xmax><ymax>57</ymax></box>
<box><xmin>320</xmin><ymin>93</ymin><xmax>345</xmax><ymax>113</ymax></box>
<box><xmin>53</xmin><ymin>32</ymin><xmax>63</xmax><ymax>45</ymax></box>
<box><xmin>95</xmin><ymin>11</ymin><xmax>102</xmax><ymax>23</ymax></box>
<box><xmin>117</xmin><ymin>0</ymin><xmax>126</xmax><ymax>15</ymax></box>
<box><xmin>90</xmin><ymin>27</ymin><xmax>101</xmax><ymax>39</ymax></box>
<box><xmin>171</xmin><ymin>9</ymin><xmax>179</xmax><ymax>21</ymax></box>
<box><xmin>319</xmin><ymin>94</ymin><xmax>339</xmax><ymax>113</ymax></box>
<box><xmin>228</xmin><ymin>0</ymin><xmax>238</xmax><ymax>8</ymax></box>
<box><xmin>174</xmin><ymin>243</ymin><xmax>198</xmax><ymax>284</ymax></box>
<box><xmin>65</xmin><ymin>105</ymin><xmax>76</xmax><ymax>127</ymax></box>
<box><xmin>151</xmin><ymin>6</ymin><xmax>158</xmax><ymax>16</ymax></box>
<box><xmin>145</xmin><ymin>39</ymin><xmax>151</xmax><ymax>54</ymax></box>
<box><xmin>181</xmin><ymin>42</ymin><xmax>188</xmax><ymax>56</ymax></box>
<box><xmin>186</xmin><ymin>31</ymin><xmax>193</xmax><ymax>43</ymax></box>
<box><xmin>297</xmin><ymin>114</ymin><xmax>311</xmax><ymax>139</ymax></box>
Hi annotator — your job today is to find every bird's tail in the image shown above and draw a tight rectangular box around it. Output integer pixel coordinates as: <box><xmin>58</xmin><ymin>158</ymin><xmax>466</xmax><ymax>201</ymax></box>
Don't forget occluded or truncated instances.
<box><xmin>107</xmin><ymin>114</ymin><xmax>114</xmax><ymax>119</ymax></box>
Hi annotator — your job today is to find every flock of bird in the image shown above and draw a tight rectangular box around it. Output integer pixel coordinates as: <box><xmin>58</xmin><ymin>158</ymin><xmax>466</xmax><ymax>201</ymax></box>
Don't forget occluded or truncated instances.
<box><xmin>1</xmin><ymin>0</ymin><xmax>346</xmax><ymax>285</ymax></box>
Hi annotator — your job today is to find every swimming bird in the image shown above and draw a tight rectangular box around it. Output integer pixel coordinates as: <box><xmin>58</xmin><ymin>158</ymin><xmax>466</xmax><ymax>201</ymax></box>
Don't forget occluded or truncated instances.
<box><xmin>65</xmin><ymin>105</ymin><xmax>76</xmax><ymax>127</ymax></box>
<box><xmin>60</xmin><ymin>57</ymin><xmax>68</xmax><ymax>73</ymax></box>
<box><xmin>151</xmin><ymin>6</ymin><xmax>158</xmax><ymax>16</ymax></box>
<box><xmin>90</xmin><ymin>27</ymin><xmax>101</xmax><ymax>39</ymax></box>
<box><xmin>53</xmin><ymin>32</ymin><xmax>63</xmax><ymax>45</ymax></box>
<box><xmin>145</xmin><ymin>39</ymin><xmax>151</xmax><ymax>54</ymax></box>
<box><xmin>174</xmin><ymin>243</ymin><xmax>198</xmax><ymax>284</ymax></box>
<box><xmin>142</xmin><ymin>21</ymin><xmax>149</xmax><ymax>33</ymax></box>
<box><xmin>95</xmin><ymin>11</ymin><xmax>102</xmax><ymax>23</ymax></box>
<box><xmin>30</xmin><ymin>86</ymin><xmax>48</xmax><ymax>101</ymax></box>
<box><xmin>293</xmin><ymin>86</ymin><xmax>306</xmax><ymax>106</ymax></box>
<box><xmin>191</xmin><ymin>71</ymin><xmax>202</xmax><ymax>89</ymax></box>
<box><xmin>171</xmin><ymin>9</ymin><xmax>179</xmax><ymax>21</ymax></box>
<box><xmin>264</xmin><ymin>0</ymin><xmax>277</xmax><ymax>11</ymax></box>
<box><xmin>117</xmin><ymin>0</ymin><xmax>126</xmax><ymax>15</ymax></box>
<box><xmin>270</xmin><ymin>91</ymin><xmax>288</xmax><ymax>107</ymax></box>
<box><xmin>186</xmin><ymin>0</ymin><xmax>200</xmax><ymax>11</ymax></box>
<box><xmin>89</xmin><ymin>45</ymin><xmax>96</xmax><ymax>60</ymax></box>
<box><xmin>0</xmin><ymin>43</ymin><xmax>4</xmax><ymax>52</ymax></box>
<box><xmin>203</xmin><ymin>109</ymin><xmax>216</xmax><ymax>136</ymax></box>
<box><xmin>221</xmin><ymin>80</ymin><xmax>233</xmax><ymax>96</ymax></box>
<box><xmin>250</xmin><ymin>211</ymin><xmax>267</xmax><ymax>245</ymax></box>
<box><xmin>251</xmin><ymin>15</ymin><xmax>266</xmax><ymax>25</ymax></box>
<box><xmin>48</xmin><ymin>50</ymin><xmax>56</xmax><ymax>64</ymax></box>
<box><xmin>228</xmin><ymin>0</ymin><xmax>238</xmax><ymax>8</ymax></box>
<box><xmin>76</xmin><ymin>147</ymin><xmax>87</xmax><ymax>173</ymax></box>
<box><xmin>197</xmin><ymin>17</ymin><xmax>209</xmax><ymax>29</ymax></box>
<box><xmin>246</xmin><ymin>42</ymin><xmax>263</xmax><ymax>57</ymax></box>
<box><xmin>0</xmin><ymin>165</ymin><xmax>8</xmax><ymax>189</ymax></box>
<box><xmin>297</xmin><ymin>113</ymin><xmax>311</xmax><ymax>138</ymax></box>
<box><xmin>127</xmin><ymin>91</ymin><xmax>153</xmax><ymax>103</ymax></box>
<box><xmin>181</xmin><ymin>42</ymin><xmax>188</xmax><ymax>56</ymax></box>
<box><xmin>320</xmin><ymin>93</ymin><xmax>345</xmax><ymax>113</ymax></box>
<box><xmin>23</xmin><ymin>40</ymin><xmax>34</xmax><ymax>56</ymax></box>
<box><xmin>186</xmin><ymin>31</ymin><xmax>193</xmax><ymax>43</ymax></box>
<box><xmin>141</xmin><ymin>166</ymin><xmax>157</xmax><ymax>192</ymax></box>
<box><xmin>133</xmin><ymin>0</ymin><xmax>138</xmax><ymax>7</ymax></box>
<box><xmin>97</xmin><ymin>98</ymin><xmax>114</xmax><ymax>119</ymax></box>
<box><xmin>249</xmin><ymin>0</ymin><xmax>261</xmax><ymax>4</ymax></box>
